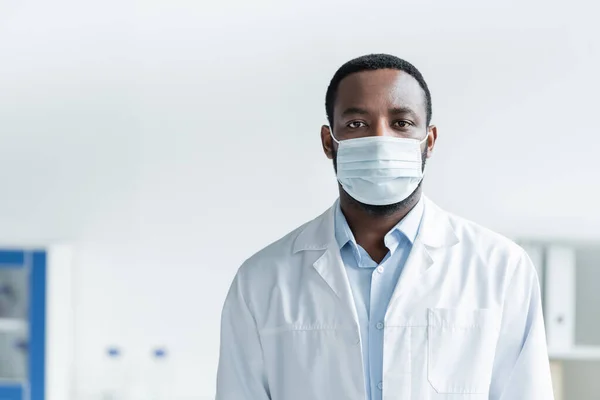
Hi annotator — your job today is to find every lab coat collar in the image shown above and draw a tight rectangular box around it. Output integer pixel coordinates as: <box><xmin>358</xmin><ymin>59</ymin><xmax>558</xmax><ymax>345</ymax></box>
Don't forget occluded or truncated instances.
<box><xmin>293</xmin><ymin>195</ymin><xmax>459</xmax><ymax>254</ymax></box>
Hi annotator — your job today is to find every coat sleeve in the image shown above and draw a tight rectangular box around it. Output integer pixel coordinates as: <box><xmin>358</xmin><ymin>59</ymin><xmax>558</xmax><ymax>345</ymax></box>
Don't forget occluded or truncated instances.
<box><xmin>489</xmin><ymin>249</ymin><xmax>555</xmax><ymax>400</ymax></box>
<box><xmin>216</xmin><ymin>269</ymin><xmax>271</xmax><ymax>400</ymax></box>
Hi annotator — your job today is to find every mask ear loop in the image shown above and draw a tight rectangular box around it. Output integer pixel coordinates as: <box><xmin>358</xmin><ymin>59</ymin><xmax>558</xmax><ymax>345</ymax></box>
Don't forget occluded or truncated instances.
<box><xmin>329</xmin><ymin>127</ymin><xmax>340</xmax><ymax>144</ymax></box>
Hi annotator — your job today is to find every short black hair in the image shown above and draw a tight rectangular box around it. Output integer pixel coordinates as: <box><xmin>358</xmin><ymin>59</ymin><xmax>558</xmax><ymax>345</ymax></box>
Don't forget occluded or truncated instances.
<box><xmin>325</xmin><ymin>54</ymin><xmax>432</xmax><ymax>127</ymax></box>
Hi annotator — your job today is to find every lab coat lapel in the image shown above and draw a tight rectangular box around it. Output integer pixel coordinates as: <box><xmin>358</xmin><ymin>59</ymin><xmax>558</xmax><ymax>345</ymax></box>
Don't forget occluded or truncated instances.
<box><xmin>386</xmin><ymin>197</ymin><xmax>459</xmax><ymax>316</ymax></box>
<box><xmin>386</xmin><ymin>237</ymin><xmax>434</xmax><ymax>313</ymax></box>
<box><xmin>293</xmin><ymin>203</ymin><xmax>360</xmax><ymax>325</ymax></box>
<box><xmin>313</xmin><ymin>246</ymin><xmax>360</xmax><ymax>325</ymax></box>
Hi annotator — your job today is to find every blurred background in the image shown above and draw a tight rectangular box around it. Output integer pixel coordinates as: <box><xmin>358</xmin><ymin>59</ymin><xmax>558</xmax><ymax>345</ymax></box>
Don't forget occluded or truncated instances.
<box><xmin>0</xmin><ymin>0</ymin><xmax>599</xmax><ymax>399</ymax></box>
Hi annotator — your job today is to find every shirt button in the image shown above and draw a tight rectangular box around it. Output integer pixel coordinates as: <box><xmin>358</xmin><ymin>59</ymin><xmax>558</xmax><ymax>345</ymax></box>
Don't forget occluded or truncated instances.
<box><xmin>376</xmin><ymin>266</ymin><xmax>384</xmax><ymax>273</ymax></box>
<box><xmin>376</xmin><ymin>322</ymin><xmax>384</xmax><ymax>330</ymax></box>
<box><xmin>377</xmin><ymin>381</ymin><xmax>383</xmax><ymax>390</ymax></box>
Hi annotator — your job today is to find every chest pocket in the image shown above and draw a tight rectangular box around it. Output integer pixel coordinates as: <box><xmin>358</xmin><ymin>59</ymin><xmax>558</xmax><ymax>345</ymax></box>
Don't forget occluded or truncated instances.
<box><xmin>427</xmin><ymin>308</ymin><xmax>500</xmax><ymax>394</ymax></box>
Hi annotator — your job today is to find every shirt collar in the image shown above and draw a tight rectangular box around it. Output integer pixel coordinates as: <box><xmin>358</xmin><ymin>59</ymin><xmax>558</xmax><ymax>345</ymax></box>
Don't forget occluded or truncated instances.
<box><xmin>334</xmin><ymin>201</ymin><xmax>355</xmax><ymax>249</ymax></box>
<box><xmin>334</xmin><ymin>196</ymin><xmax>425</xmax><ymax>251</ymax></box>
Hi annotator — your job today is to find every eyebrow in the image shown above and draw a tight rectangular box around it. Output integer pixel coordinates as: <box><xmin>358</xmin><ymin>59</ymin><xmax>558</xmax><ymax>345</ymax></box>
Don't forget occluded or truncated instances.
<box><xmin>340</xmin><ymin>106</ymin><xmax>420</xmax><ymax>121</ymax></box>
<box><xmin>341</xmin><ymin>107</ymin><xmax>370</xmax><ymax>118</ymax></box>
<box><xmin>389</xmin><ymin>106</ymin><xmax>419</xmax><ymax>120</ymax></box>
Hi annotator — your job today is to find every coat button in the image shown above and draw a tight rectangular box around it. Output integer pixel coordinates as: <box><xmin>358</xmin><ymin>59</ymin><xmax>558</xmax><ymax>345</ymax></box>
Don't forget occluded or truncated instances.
<box><xmin>377</xmin><ymin>381</ymin><xmax>383</xmax><ymax>390</ymax></box>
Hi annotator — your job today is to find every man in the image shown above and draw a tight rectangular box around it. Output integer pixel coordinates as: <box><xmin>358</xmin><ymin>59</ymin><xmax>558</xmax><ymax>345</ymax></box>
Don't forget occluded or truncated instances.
<box><xmin>216</xmin><ymin>54</ymin><xmax>554</xmax><ymax>400</ymax></box>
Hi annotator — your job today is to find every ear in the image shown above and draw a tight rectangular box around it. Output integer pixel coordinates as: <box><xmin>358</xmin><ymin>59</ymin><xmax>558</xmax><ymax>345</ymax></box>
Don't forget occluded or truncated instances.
<box><xmin>321</xmin><ymin>125</ymin><xmax>336</xmax><ymax>160</ymax></box>
<box><xmin>425</xmin><ymin>125</ymin><xmax>438</xmax><ymax>158</ymax></box>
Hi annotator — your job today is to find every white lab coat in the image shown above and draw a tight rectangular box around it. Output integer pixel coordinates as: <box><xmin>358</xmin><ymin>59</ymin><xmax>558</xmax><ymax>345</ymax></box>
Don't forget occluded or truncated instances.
<box><xmin>216</xmin><ymin>197</ymin><xmax>554</xmax><ymax>400</ymax></box>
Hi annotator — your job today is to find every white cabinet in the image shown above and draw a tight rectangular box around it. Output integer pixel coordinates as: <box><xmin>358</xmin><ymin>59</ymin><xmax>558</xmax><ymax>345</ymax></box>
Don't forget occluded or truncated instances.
<box><xmin>545</xmin><ymin>246</ymin><xmax>576</xmax><ymax>351</ymax></box>
<box><xmin>520</xmin><ymin>241</ymin><xmax>600</xmax><ymax>400</ymax></box>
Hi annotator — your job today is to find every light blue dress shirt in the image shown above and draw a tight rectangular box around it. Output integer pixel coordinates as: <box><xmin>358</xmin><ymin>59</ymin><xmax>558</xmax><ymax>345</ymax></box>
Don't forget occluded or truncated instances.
<box><xmin>334</xmin><ymin>198</ymin><xmax>424</xmax><ymax>400</ymax></box>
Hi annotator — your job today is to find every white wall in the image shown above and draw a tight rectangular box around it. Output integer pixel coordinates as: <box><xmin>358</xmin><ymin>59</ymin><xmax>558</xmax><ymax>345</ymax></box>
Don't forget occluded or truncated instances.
<box><xmin>1</xmin><ymin>0</ymin><xmax>599</xmax><ymax>398</ymax></box>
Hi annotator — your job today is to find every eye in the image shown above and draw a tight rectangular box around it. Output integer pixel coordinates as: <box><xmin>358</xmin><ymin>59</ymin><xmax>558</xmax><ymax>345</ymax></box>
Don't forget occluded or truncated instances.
<box><xmin>347</xmin><ymin>121</ymin><xmax>367</xmax><ymax>129</ymax></box>
<box><xmin>394</xmin><ymin>120</ymin><xmax>412</xmax><ymax>128</ymax></box>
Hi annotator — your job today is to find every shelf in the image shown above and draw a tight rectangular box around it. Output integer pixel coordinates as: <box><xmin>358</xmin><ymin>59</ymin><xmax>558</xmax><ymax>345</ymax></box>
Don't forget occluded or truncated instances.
<box><xmin>0</xmin><ymin>318</ymin><xmax>27</xmax><ymax>332</ymax></box>
<box><xmin>549</xmin><ymin>346</ymin><xmax>600</xmax><ymax>361</ymax></box>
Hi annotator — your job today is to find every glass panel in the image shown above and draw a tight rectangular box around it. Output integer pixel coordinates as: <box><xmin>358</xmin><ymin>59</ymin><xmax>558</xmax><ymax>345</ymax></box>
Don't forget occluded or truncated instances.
<box><xmin>0</xmin><ymin>268</ymin><xmax>29</xmax><ymax>381</ymax></box>
<box><xmin>0</xmin><ymin>269</ymin><xmax>28</xmax><ymax>320</ymax></box>
<box><xmin>574</xmin><ymin>245</ymin><xmax>600</xmax><ymax>347</ymax></box>
<box><xmin>0</xmin><ymin>331</ymin><xmax>27</xmax><ymax>381</ymax></box>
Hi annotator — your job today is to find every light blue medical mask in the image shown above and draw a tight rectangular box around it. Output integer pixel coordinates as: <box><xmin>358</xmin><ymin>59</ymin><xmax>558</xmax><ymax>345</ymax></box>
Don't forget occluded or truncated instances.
<box><xmin>331</xmin><ymin>130</ymin><xmax>428</xmax><ymax>206</ymax></box>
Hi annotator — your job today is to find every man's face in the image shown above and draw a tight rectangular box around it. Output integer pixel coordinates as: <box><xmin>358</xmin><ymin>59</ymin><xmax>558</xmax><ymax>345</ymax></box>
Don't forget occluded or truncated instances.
<box><xmin>321</xmin><ymin>69</ymin><xmax>437</xmax><ymax>215</ymax></box>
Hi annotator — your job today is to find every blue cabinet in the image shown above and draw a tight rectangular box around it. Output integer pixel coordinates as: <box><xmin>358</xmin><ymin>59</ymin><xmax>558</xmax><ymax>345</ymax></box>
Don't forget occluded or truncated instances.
<box><xmin>0</xmin><ymin>250</ymin><xmax>46</xmax><ymax>400</ymax></box>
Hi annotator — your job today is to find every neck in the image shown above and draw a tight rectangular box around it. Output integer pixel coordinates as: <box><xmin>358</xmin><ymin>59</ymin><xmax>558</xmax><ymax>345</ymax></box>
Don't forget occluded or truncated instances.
<box><xmin>339</xmin><ymin>188</ymin><xmax>421</xmax><ymax>262</ymax></box>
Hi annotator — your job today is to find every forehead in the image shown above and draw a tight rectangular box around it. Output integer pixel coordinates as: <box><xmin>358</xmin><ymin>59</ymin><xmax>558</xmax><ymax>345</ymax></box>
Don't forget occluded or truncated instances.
<box><xmin>334</xmin><ymin>69</ymin><xmax>426</xmax><ymax>117</ymax></box>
